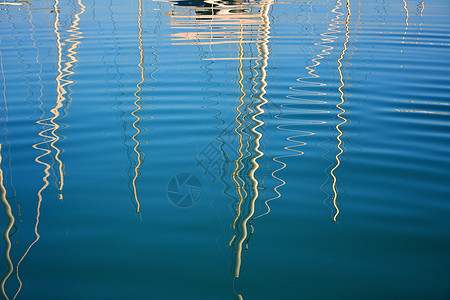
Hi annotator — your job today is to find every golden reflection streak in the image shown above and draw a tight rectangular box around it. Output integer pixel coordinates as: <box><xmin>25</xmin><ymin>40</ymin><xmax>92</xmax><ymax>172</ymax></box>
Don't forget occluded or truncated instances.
<box><xmin>49</xmin><ymin>0</ymin><xmax>65</xmax><ymax>199</ymax></box>
<box><xmin>255</xmin><ymin>1</ymin><xmax>342</xmax><ymax>220</ymax></box>
<box><xmin>0</xmin><ymin>2</ymin><xmax>28</xmax><ymax>5</ymax></box>
<box><xmin>131</xmin><ymin>0</ymin><xmax>145</xmax><ymax>213</ymax></box>
<box><xmin>420</xmin><ymin>1</ymin><xmax>424</xmax><ymax>17</ymax></box>
<box><xmin>403</xmin><ymin>0</ymin><xmax>409</xmax><ymax>27</ymax></box>
<box><xmin>52</xmin><ymin>0</ymin><xmax>85</xmax><ymax>197</ymax></box>
<box><xmin>13</xmin><ymin>158</ymin><xmax>48</xmax><ymax>300</ymax></box>
<box><xmin>0</xmin><ymin>144</ymin><xmax>14</xmax><ymax>300</ymax></box>
<box><xmin>246</xmin><ymin>1</ymin><xmax>272</xmax><ymax>220</ymax></box>
<box><xmin>13</xmin><ymin>5</ymin><xmax>53</xmax><ymax>299</ymax></box>
<box><xmin>61</xmin><ymin>0</ymin><xmax>85</xmax><ymax>116</ymax></box>
<box><xmin>230</xmin><ymin>25</ymin><xmax>247</xmax><ymax>234</ymax></box>
<box><xmin>329</xmin><ymin>0</ymin><xmax>351</xmax><ymax>222</ymax></box>
<box><xmin>232</xmin><ymin>0</ymin><xmax>271</xmax><ymax>279</ymax></box>
<box><xmin>0</xmin><ymin>42</ymin><xmax>15</xmax><ymax>300</ymax></box>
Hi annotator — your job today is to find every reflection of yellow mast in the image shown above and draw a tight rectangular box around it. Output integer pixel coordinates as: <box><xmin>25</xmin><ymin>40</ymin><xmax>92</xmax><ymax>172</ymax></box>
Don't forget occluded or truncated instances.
<box><xmin>50</xmin><ymin>0</ymin><xmax>65</xmax><ymax>198</ymax></box>
<box><xmin>229</xmin><ymin>22</ymin><xmax>249</xmax><ymax>260</ymax></box>
<box><xmin>231</xmin><ymin>0</ymin><xmax>271</xmax><ymax>281</ymax></box>
<box><xmin>62</xmin><ymin>0</ymin><xmax>85</xmax><ymax>119</ymax></box>
<box><xmin>403</xmin><ymin>0</ymin><xmax>409</xmax><ymax>27</ymax></box>
<box><xmin>263</xmin><ymin>1</ymin><xmax>342</xmax><ymax>220</ymax></box>
<box><xmin>13</xmin><ymin>2</ymin><xmax>85</xmax><ymax>298</ymax></box>
<box><xmin>0</xmin><ymin>35</ymin><xmax>15</xmax><ymax>300</ymax></box>
<box><xmin>0</xmin><ymin>144</ymin><xmax>15</xmax><ymax>300</ymax></box>
<box><xmin>49</xmin><ymin>0</ymin><xmax>85</xmax><ymax>198</ymax></box>
<box><xmin>131</xmin><ymin>0</ymin><xmax>145</xmax><ymax>213</ymax></box>
<box><xmin>13</xmin><ymin>5</ymin><xmax>52</xmax><ymax>299</ymax></box>
<box><xmin>330</xmin><ymin>0</ymin><xmax>350</xmax><ymax>222</ymax></box>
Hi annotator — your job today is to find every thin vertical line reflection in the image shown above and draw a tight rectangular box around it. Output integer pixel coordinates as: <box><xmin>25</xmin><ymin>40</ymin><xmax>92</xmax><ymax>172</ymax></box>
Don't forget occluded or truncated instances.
<box><xmin>0</xmin><ymin>38</ymin><xmax>14</xmax><ymax>299</ymax></box>
<box><xmin>61</xmin><ymin>0</ymin><xmax>85</xmax><ymax>119</ymax></box>
<box><xmin>267</xmin><ymin>1</ymin><xmax>341</xmax><ymax>220</ymax></box>
<box><xmin>403</xmin><ymin>0</ymin><xmax>409</xmax><ymax>27</ymax></box>
<box><xmin>0</xmin><ymin>144</ymin><xmax>14</xmax><ymax>300</ymax></box>
<box><xmin>50</xmin><ymin>0</ymin><xmax>65</xmax><ymax>199</ymax></box>
<box><xmin>13</xmin><ymin>5</ymin><xmax>51</xmax><ymax>299</ymax></box>
<box><xmin>330</xmin><ymin>0</ymin><xmax>350</xmax><ymax>222</ymax></box>
<box><xmin>131</xmin><ymin>0</ymin><xmax>145</xmax><ymax>214</ymax></box>
<box><xmin>401</xmin><ymin>0</ymin><xmax>410</xmax><ymax>51</ymax></box>
<box><xmin>231</xmin><ymin>25</ymin><xmax>247</xmax><ymax>235</ymax></box>
<box><xmin>232</xmin><ymin>0</ymin><xmax>272</xmax><ymax>283</ymax></box>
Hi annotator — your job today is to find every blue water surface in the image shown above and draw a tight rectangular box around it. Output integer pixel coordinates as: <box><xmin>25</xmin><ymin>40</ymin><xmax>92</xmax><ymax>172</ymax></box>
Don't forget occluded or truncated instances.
<box><xmin>0</xmin><ymin>0</ymin><xmax>449</xmax><ymax>299</ymax></box>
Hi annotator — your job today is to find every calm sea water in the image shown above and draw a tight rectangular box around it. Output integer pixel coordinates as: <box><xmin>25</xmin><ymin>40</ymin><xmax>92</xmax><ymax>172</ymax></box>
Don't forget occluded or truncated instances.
<box><xmin>1</xmin><ymin>0</ymin><xmax>449</xmax><ymax>299</ymax></box>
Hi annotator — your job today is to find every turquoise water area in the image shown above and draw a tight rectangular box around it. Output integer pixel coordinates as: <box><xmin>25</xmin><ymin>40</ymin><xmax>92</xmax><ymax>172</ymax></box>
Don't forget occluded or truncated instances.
<box><xmin>1</xmin><ymin>0</ymin><xmax>449</xmax><ymax>299</ymax></box>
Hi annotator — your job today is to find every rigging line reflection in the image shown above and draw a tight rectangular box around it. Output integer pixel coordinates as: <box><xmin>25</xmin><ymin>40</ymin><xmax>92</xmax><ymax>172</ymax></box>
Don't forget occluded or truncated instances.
<box><xmin>13</xmin><ymin>6</ymin><xmax>51</xmax><ymax>299</ymax></box>
<box><xmin>55</xmin><ymin>0</ymin><xmax>85</xmax><ymax>197</ymax></box>
<box><xmin>230</xmin><ymin>26</ymin><xmax>248</xmax><ymax>236</ymax></box>
<box><xmin>108</xmin><ymin>0</ymin><xmax>140</xmax><ymax>209</ymax></box>
<box><xmin>250</xmin><ymin>0</ymin><xmax>271</xmax><ymax>221</ymax></box>
<box><xmin>263</xmin><ymin>1</ymin><xmax>341</xmax><ymax>220</ymax></box>
<box><xmin>403</xmin><ymin>0</ymin><xmax>409</xmax><ymax>28</ymax></box>
<box><xmin>313</xmin><ymin>0</ymin><xmax>344</xmax><ymax>219</ymax></box>
<box><xmin>131</xmin><ymin>0</ymin><xmax>145</xmax><ymax>214</ymax></box>
<box><xmin>0</xmin><ymin>144</ymin><xmax>14</xmax><ymax>300</ymax></box>
<box><xmin>48</xmin><ymin>0</ymin><xmax>67</xmax><ymax>199</ymax></box>
<box><xmin>0</xmin><ymin>37</ymin><xmax>15</xmax><ymax>300</ymax></box>
<box><xmin>231</xmin><ymin>0</ymin><xmax>271</xmax><ymax>283</ymax></box>
<box><xmin>197</xmin><ymin>50</ymin><xmax>229</xmax><ymax>261</ymax></box>
<box><xmin>330</xmin><ymin>0</ymin><xmax>350</xmax><ymax>222</ymax></box>
<box><xmin>61</xmin><ymin>0</ymin><xmax>85</xmax><ymax>116</ymax></box>
<box><xmin>1</xmin><ymin>4</ymin><xmax>18</xmax><ymax>218</ymax></box>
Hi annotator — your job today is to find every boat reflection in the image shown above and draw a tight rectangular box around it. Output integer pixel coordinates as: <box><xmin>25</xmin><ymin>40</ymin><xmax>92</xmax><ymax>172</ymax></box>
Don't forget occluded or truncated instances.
<box><xmin>163</xmin><ymin>0</ymin><xmax>273</xmax><ymax>297</ymax></box>
<box><xmin>161</xmin><ymin>0</ymin><xmax>270</xmax><ymax>46</ymax></box>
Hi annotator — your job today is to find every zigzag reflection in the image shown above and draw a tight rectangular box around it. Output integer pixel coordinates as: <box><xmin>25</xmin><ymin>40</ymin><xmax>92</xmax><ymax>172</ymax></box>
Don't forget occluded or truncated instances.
<box><xmin>13</xmin><ymin>6</ymin><xmax>50</xmax><ymax>300</ymax></box>
<box><xmin>130</xmin><ymin>0</ymin><xmax>145</xmax><ymax>214</ymax></box>
<box><xmin>329</xmin><ymin>0</ymin><xmax>350</xmax><ymax>222</ymax></box>
<box><xmin>0</xmin><ymin>144</ymin><xmax>15</xmax><ymax>300</ymax></box>
<box><xmin>164</xmin><ymin>0</ymin><xmax>273</xmax><ymax>298</ymax></box>
<box><xmin>0</xmin><ymin>45</ymin><xmax>14</xmax><ymax>300</ymax></box>
<box><xmin>0</xmin><ymin>1</ymin><xmax>85</xmax><ymax>298</ymax></box>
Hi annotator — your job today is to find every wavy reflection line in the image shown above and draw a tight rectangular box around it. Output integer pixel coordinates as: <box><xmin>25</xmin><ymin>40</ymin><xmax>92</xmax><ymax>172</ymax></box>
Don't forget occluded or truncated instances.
<box><xmin>1</xmin><ymin>4</ymin><xmax>18</xmax><ymax>214</ymax></box>
<box><xmin>131</xmin><ymin>0</ymin><xmax>145</xmax><ymax>214</ymax></box>
<box><xmin>13</xmin><ymin>153</ymin><xmax>48</xmax><ymax>300</ymax></box>
<box><xmin>403</xmin><ymin>0</ymin><xmax>409</xmax><ymax>27</ymax></box>
<box><xmin>329</xmin><ymin>0</ymin><xmax>350</xmax><ymax>222</ymax></box>
<box><xmin>250</xmin><ymin>0</ymin><xmax>277</xmax><ymax>221</ymax></box>
<box><xmin>230</xmin><ymin>26</ymin><xmax>248</xmax><ymax>236</ymax></box>
<box><xmin>231</xmin><ymin>0</ymin><xmax>272</xmax><ymax>281</ymax></box>
<box><xmin>60</xmin><ymin>0</ymin><xmax>85</xmax><ymax>120</ymax></box>
<box><xmin>258</xmin><ymin>1</ymin><xmax>342</xmax><ymax>220</ymax></box>
<box><xmin>13</xmin><ymin>6</ymin><xmax>52</xmax><ymax>299</ymax></box>
<box><xmin>0</xmin><ymin>144</ymin><xmax>15</xmax><ymax>300</ymax></box>
<box><xmin>48</xmin><ymin>0</ymin><xmax>66</xmax><ymax>199</ymax></box>
<box><xmin>0</xmin><ymin>43</ymin><xmax>15</xmax><ymax>300</ymax></box>
<box><xmin>235</xmin><ymin>1</ymin><xmax>270</xmax><ymax>273</ymax></box>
